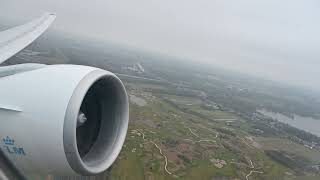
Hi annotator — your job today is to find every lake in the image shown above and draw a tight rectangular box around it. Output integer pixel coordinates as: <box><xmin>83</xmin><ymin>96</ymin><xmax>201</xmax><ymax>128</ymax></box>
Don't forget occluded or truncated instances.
<box><xmin>258</xmin><ymin>109</ymin><xmax>320</xmax><ymax>137</ymax></box>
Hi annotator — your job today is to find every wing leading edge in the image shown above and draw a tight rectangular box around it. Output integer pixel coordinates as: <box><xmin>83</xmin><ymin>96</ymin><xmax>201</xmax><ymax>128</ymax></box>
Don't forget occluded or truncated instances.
<box><xmin>0</xmin><ymin>13</ymin><xmax>56</xmax><ymax>64</ymax></box>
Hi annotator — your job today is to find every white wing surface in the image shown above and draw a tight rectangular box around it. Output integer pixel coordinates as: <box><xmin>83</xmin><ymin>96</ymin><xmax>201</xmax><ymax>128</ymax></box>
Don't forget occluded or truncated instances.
<box><xmin>0</xmin><ymin>13</ymin><xmax>56</xmax><ymax>64</ymax></box>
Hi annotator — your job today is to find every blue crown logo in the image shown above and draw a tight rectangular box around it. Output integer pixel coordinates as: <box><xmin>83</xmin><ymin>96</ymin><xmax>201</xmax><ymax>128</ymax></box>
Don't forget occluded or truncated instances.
<box><xmin>2</xmin><ymin>136</ymin><xmax>14</xmax><ymax>145</ymax></box>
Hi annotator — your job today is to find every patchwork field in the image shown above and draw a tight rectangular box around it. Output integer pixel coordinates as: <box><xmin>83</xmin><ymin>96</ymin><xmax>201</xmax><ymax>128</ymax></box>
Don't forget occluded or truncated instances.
<box><xmin>109</xmin><ymin>82</ymin><xmax>319</xmax><ymax>180</ymax></box>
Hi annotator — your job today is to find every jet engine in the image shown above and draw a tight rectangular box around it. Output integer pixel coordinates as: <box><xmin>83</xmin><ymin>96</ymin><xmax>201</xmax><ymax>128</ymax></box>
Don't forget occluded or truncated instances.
<box><xmin>0</xmin><ymin>64</ymin><xmax>129</xmax><ymax>176</ymax></box>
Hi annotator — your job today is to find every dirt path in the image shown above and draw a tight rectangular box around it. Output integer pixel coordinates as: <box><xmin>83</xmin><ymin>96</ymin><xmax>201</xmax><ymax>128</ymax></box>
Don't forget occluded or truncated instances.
<box><xmin>230</xmin><ymin>158</ymin><xmax>263</xmax><ymax>180</ymax></box>
<box><xmin>135</xmin><ymin>129</ymin><xmax>173</xmax><ymax>175</ymax></box>
<box><xmin>196</xmin><ymin>124</ymin><xmax>220</xmax><ymax>138</ymax></box>
<box><xmin>187</xmin><ymin>127</ymin><xmax>200</xmax><ymax>138</ymax></box>
<box><xmin>137</xmin><ymin>129</ymin><xmax>146</xmax><ymax>140</ymax></box>
<box><xmin>246</xmin><ymin>170</ymin><xmax>263</xmax><ymax>180</ymax></box>
<box><xmin>150</xmin><ymin>141</ymin><xmax>172</xmax><ymax>175</ymax></box>
<box><xmin>185</xmin><ymin>127</ymin><xmax>216</xmax><ymax>144</ymax></box>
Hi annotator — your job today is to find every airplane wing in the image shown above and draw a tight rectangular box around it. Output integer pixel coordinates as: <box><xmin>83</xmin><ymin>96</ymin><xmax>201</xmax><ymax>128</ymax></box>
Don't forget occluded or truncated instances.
<box><xmin>0</xmin><ymin>13</ymin><xmax>128</xmax><ymax>178</ymax></box>
<box><xmin>0</xmin><ymin>13</ymin><xmax>56</xmax><ymax>64</ymax></box>
<box><xmin>0</xmin><ymin>13</ymin><xmax>56</xmax><ymax>180</ymax></box>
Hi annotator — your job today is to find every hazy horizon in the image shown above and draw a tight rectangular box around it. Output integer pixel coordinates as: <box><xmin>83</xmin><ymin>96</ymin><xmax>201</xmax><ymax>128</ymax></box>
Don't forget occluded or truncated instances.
<box><xmin>1</xmin><ymin>0</ymin><xmax>320</xmax><ymax>91</ymax></box>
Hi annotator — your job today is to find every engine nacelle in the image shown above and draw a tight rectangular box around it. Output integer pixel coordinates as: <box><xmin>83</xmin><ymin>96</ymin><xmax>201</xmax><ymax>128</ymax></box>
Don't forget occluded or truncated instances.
<box><xmin>0</xmin><ymin>64</ymin><xmax>129</xmax><ymax>176</ymax></box>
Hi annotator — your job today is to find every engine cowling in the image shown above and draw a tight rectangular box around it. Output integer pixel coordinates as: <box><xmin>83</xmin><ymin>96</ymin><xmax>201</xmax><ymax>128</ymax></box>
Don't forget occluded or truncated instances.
<box><xmin>0</xmin><ymin>64</ymin><xmax>129</xmax><ymax>176</ymax></box>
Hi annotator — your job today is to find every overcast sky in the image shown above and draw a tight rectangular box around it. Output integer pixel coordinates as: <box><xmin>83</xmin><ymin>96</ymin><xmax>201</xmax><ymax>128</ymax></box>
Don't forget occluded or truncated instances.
<box><xmin>1</xmin><ymin>0</ymin><xmax>320</xmax><ymax>91</ymax></box>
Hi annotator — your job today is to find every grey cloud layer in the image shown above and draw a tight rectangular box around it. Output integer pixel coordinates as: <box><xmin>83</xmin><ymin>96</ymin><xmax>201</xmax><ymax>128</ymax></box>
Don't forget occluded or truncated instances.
<box><xmin>1</xmin><ymin>0</ymin><xmax>319</xmax><ymax>90</ymax></box>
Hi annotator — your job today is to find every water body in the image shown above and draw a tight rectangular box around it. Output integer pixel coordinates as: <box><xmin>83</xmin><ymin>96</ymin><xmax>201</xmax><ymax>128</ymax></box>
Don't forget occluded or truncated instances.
<box><xmin>258</xmin><ymin>109</ymin><xmax>320</xmax><ymax>137</ymax></box>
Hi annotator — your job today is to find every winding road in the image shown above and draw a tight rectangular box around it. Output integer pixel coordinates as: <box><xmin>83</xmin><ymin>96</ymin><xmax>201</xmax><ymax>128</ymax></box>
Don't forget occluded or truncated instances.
<box><xmin>230</xmin><ymin>159</ymin><xmax>263</xmax><ymax>180</ymax></box>
<box><xmin>185</xmin><ymin>127</ymin><xmax>216</xmax><ymax>144</ymax></box>
<box><xmin>150</xmin><ymin>141</ymin><xmax>172</xmax><ymax>175</ymax></box>
<box><xmin>136</xmin><ymin>129</ymin><xmax>173</xmax><ymax>175</ymax></box>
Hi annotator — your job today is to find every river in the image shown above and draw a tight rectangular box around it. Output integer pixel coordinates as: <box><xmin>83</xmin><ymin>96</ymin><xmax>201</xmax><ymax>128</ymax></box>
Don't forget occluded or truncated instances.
<box><xmin>258</xmin><ymin>109</ymin><xmax>320</xmax><ymax>137</ymax></box>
